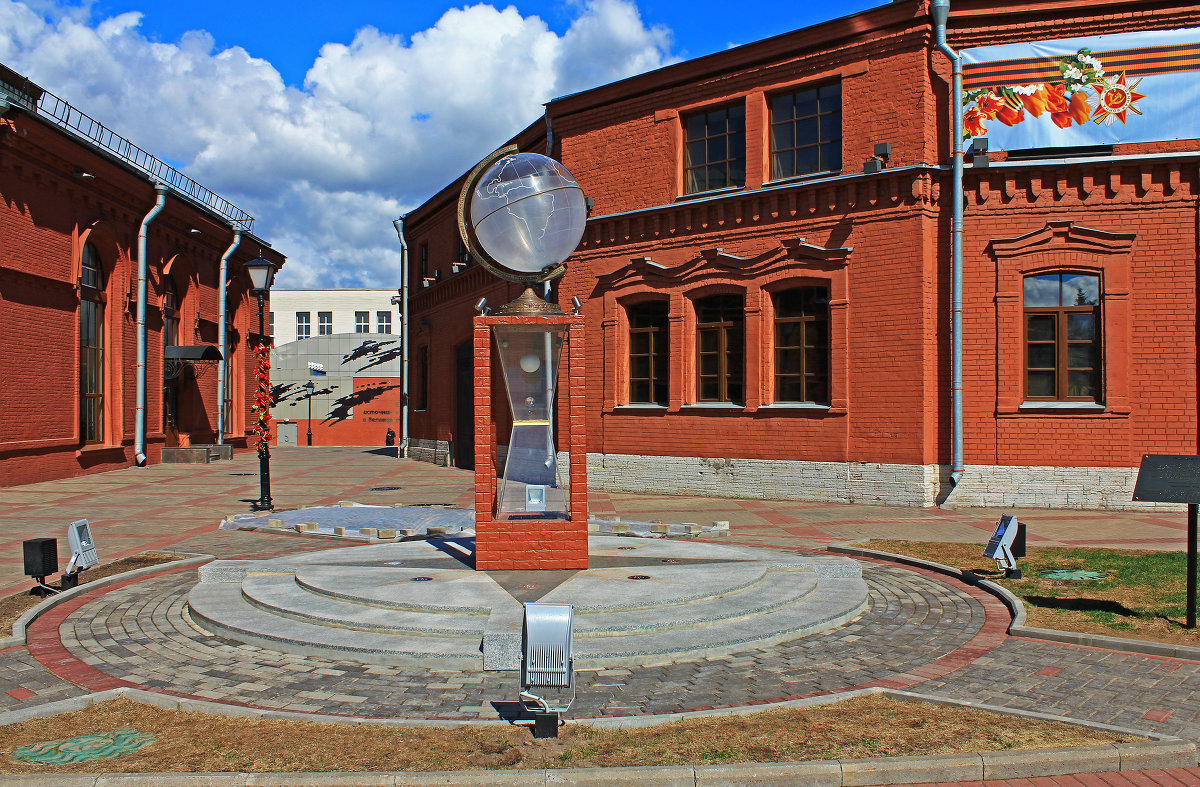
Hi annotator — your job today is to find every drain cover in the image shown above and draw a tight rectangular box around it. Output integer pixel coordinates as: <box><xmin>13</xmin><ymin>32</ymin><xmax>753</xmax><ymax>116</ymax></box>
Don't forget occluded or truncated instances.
<box><xmin>1039</xmin><ymin>569</ymin><xmax>1108</xmax><ymax>581</ymax></box>
<box><xmin>617</xmin><ymin>546</ymin><xmax>638</xmax><ymax>550</ymax></box>
<box><xmin>411</xmin><ymin>576</ymin><xmax>433</xmax><ymax>582</ymax></box>
<box><xmin>370</xmin><ymin>486</ymin><xmax>403</xmax><ymax>492</ymax></box>
<box><xmin>13</xmin><ymin>730</ymin><xmax>154</xmax><ymax>764</ymax></box>
<box><xmin>628</xmin><ymin>575</ymin><xmax>651</xmax><ymax>580</ymax></box>
<box><xmin>518</xmin><ymin>584</ymin><xmax>541</xmax><ymax>589</ymax></box>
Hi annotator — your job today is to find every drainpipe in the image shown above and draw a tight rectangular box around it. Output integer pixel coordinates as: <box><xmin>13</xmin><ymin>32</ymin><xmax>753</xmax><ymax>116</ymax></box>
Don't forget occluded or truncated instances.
<box><xmin>932</xmin><ymin>0</ymin><xmax>965</xmax><ymax>487</ymax></box>
<box><xmin>134</xmin><ymin>183</ymin><xmax>169</xmax><ymax>466</ymax></box>
<box><xmin>216</xmin><ymin>227</ymin><xmax>242</xmax><ymax>446</ymax></box>
<box><xmin>546</xmin><ymin>114</ymin><xmax>554</xmax><ymax>158</ymax></box>
<box><xmin>393</xmin><ymin>217</ymin><xmax>410</xmax><ymax>458</ymax></box>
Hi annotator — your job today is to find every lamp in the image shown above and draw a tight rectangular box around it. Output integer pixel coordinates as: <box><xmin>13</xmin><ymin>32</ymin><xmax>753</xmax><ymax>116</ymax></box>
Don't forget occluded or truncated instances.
<box><xmin>971</xmin><ymin>137</ymin><xmax>990</xmax><ymax>167</ymax></box>
<box><xmin>245</xmin><ymin>254</ymin><xmax>276</xmax><ymax>512</ymax></box>
<box><xmin>302</xmin><ymin>380</ymin><xmax>316</xmax><ymax>446</ymax></box>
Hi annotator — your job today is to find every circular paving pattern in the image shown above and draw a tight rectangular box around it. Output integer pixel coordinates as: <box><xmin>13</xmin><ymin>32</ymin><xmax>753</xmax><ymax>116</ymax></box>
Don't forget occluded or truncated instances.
<box><xmin>45</xmin><ymin>560</ymin><xmax>997</xmax><ymax>720</ymax></box>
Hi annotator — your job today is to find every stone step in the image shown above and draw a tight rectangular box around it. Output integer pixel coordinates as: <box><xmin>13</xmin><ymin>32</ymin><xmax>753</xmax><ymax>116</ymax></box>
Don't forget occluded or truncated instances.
<box><xmin>186</xmin><ymin>582</ymin><xmax>489</xmax><ymax>668</ymax></box>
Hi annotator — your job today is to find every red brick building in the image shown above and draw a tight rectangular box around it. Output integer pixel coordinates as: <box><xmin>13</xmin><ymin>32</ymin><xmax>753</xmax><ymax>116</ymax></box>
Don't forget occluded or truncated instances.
<box><xmin>408</xmin><ymin>0</ymin><xmax>1200</xmax><ymax>508</ymax></box>
<box><xmin>0</xmin><ymin>65</ymin><xmax>286</xmax><ymax>486</ymax></box>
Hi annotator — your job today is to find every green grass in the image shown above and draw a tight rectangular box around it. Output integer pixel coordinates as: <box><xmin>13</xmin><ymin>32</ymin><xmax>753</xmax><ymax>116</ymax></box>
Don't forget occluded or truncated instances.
<box><xmin>861</xmin><ymin>540</ymin><xmax>1200</xmax><ymax>645</ymax></box>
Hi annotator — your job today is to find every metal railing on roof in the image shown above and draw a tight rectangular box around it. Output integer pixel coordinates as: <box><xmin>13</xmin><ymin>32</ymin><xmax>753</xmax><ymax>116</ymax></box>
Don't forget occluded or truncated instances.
<box><xmin>4</xmin><ymin>74</ymin><xmax>255</xmax><ymax>231</ymax></box>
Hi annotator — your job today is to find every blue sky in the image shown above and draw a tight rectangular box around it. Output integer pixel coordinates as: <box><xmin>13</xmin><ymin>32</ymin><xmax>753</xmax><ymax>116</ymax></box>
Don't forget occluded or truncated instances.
<box><xmin>1</xmin><ymin>0</ymin><xmax>885</xmax><ymax>287</ymax></box>
<box><xmin>88</xmin><ymin>0</ymin><xmax>885</xmax><ymax>87</ymax></box>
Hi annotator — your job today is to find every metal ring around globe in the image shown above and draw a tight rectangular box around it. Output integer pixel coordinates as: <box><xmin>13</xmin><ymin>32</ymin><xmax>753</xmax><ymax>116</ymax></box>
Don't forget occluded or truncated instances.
<box><xmin>453</xmin><ymin>145</ymin><xmax>585</xmax><ymax>285</ymax></box>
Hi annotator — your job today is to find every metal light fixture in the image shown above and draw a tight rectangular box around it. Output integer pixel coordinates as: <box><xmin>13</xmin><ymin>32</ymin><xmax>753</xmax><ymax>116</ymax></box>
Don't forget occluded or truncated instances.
<box><xmin>474</xmin><ymin>297</ymin><xmax>489</xmax><ymax>315</ymax></box>
<box><xmin>302</xmin><ymin>380</ymin><xmax>316</xmax><ymax>446</ymax></box>
<box><xmin>571</xmin><ymin>296</ymin><xmax>583</xmax><ymax>316</ymax></box>
<box><xmin>245</xmin><ymin>254</ymin><xmax>276</xmax><ymax>512</ymax></box>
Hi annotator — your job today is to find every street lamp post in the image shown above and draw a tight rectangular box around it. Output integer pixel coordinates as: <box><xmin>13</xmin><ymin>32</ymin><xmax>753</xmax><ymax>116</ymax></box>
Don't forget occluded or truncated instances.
<box><xmin>245</xmin><ymin>256</ymin><xmax>276</xmax><ymax>512</ymax></box>
<box><xmin>302</xmin><ymin>380</ymin><xmax>315</xmax><ymax>446</ymax></box>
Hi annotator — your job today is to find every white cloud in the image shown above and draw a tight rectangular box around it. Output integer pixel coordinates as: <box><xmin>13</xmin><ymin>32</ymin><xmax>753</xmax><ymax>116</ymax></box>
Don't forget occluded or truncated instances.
<box><xmin>0</xmin><ymin>0</ymin><xmax>674</xmax><ymax>287</ymax></box>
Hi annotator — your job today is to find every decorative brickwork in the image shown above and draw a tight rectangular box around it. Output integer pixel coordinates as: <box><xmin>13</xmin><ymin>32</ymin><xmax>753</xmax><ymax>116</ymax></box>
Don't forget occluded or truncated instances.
<box><xmin>473</xmin><ymin>313</ymin><xmax>588</xmax><ymax>570</ymax></box>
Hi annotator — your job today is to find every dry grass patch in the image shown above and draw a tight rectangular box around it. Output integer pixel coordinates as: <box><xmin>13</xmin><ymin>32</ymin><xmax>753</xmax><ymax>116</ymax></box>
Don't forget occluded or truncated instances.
<box><xmin>0</xmin><ymin>694</ymin><xmax>1139</xmax><ymax>774</ymax></box>
<box><xmin>860</xmin><ymin>540</ymin><xmax>1200</xmax><ymax>647</ymax></box>
<box><xmin>0</xmin><ymin>552</ymin><xmax>182</xmax><ymax>636</ymax></box>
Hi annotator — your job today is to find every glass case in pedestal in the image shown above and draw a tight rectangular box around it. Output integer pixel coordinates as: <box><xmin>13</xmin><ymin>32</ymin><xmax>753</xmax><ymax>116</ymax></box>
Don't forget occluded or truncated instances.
<box><xmin>494</xmin><ymin>324</ymin><xmax>568</xmax><ymax>517</ymax></box>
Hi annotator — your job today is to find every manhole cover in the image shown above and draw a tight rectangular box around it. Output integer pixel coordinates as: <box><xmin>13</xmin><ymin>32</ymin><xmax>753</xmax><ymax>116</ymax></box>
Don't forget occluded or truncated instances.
<box><xmin>661</xmin><ymin>559</ymin><xmax>680</xmax><ymax>564</ymax></box>
<box><xmin>617</xmin><ymin>546</ymin><xmax>638</xmax><ymax>550</ymax></box>
<box><xmin>13</xmin><ymin>730</ymin><xmax>154</xmax><ymax>764</ymax></box>
<box><xmin>411</xmin><ymin>576</ymin><xmax>433</xmax><ymax>582</ymax></box>
<box><xmin>1039</xmin><ymin>569</ymin><xmax>1108</xmax><ymax>581</ymax></box>
<box><xmin>370</xmin><ymin>486</ymin><xmax>403</xmax><ymax>492</ymax></box>
<box><xmin>628</xmin><ymin>575</ymin><xmax>651</xmax><ymax>580</ymax></box>
<box><xmin>518</xmin><ymin>584</ymin><xmax>541</xmax><ymax>589</ymax></box>
<box><xmin>384</xmin><ymin>561</ymin><xmax>405</xmax><ymax>566</ymax></box>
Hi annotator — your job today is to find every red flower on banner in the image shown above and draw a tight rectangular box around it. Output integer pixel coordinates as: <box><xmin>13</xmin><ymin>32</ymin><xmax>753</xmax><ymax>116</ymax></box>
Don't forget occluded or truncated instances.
<box><xmin>975</xmin><ymin>91</ymin><xmax>1005</xmax><ymax>119</ymax></box>
<box><xmin>994</xmin><ymin>104</ymin><xmax>1025</xmax><ymax>126</ymax></box>
<box><xmin>964</xmin><ymin>108</ymin><xmax>987</xmax><ymax>137</ymax></box>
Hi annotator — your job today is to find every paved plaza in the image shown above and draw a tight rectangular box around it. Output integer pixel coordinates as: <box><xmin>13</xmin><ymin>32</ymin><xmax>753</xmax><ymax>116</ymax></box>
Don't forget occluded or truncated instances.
<box><xmin>2</xmin><ymin>447</ymin><xmax>1200</xmax><ymax>784</ymax></box>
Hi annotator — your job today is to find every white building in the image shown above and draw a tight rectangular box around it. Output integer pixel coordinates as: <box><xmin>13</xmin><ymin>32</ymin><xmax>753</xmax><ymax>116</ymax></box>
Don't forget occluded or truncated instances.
<box><xmin>268</xmin><ymin>290</ymin><xmax>401</xmax><ymax>345</ymax></box>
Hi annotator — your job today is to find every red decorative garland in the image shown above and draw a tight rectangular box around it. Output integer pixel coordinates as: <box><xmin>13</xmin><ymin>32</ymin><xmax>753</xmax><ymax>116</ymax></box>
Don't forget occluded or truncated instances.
<box><xmin>250</xmin><ymin>342</ymin><xmax>273</xmax><ymax>453</ymax></box>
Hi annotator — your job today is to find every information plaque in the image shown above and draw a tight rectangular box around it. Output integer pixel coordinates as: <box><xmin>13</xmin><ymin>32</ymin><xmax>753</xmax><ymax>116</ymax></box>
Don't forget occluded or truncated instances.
<box><xmin>1132</xmin><ymin>454</ymin><xmax>1200</xmax><ymax>504</ymax></box>
<box><xmin>1133</xmin><ymin>454</ymin><xmax>1200</xmax><ymax>628</ymax></box>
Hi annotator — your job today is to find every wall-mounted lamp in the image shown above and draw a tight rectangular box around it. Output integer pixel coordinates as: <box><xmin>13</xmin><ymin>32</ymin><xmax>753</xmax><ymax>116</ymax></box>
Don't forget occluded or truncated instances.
<box><xmin>863</xmin><ymin>158</ymin><xmax>883</xmax><ymax>174</ymax></box>
<box><xmin>585</xmin><ymin>196</ymin><xmax>595</xmax><ymax>213</ymax></box>
<box><xmin>73</xmin><ymin>168</ymin><xmax>95</xmax><ymax>180</ymax></box>
<box><xmin>474</xmin><ymin>297</ymin><xmax>489</xmax><ymax>315</ymax></box>
<box><xmin>970</xmin><ymin>137</ymin><xmax>990</xmax><ymax>168</ymax></box>
<box><xmin>451</xmin><ymin>262</ymin><xmax>465</xmax><ymax>274</ymax></box>
<box><xmin>863</xmin><ymin>142</ymin><xmax>891</xmax><ymax>174</ymax></box>
<box><xmin>571</xmin><ymin>296</ymin><xmax>583</xmax><ymax>316</ymax></box>
<box><xmin>189</xmin><ymin>228</ymin><xmax>203</xmax><ymax>235</ymax></box>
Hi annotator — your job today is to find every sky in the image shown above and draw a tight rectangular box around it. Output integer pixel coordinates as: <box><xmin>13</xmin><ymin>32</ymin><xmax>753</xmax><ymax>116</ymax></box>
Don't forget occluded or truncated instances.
<box><xmin>0</xmin><ymin>0</ymin><xmax>885</xmax><ymax>289</ymax></box>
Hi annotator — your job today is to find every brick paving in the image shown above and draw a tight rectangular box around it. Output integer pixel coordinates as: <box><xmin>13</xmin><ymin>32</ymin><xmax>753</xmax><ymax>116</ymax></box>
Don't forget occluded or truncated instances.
<box><xmin>1</xmin><ymin>447</ymin><xmax>1200</xmax><ymax>784</ymax></box>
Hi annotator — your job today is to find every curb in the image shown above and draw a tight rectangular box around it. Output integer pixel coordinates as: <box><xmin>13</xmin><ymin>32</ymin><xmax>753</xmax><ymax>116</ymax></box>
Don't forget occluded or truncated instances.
<box><xmin>827</xmin><ymin>544</ymin><xmax>1200</xmax><ymax>662</ymax></box>
<box><xmin>0</xmin><ymin>686</ymin><xmax>1193</xmax><ymax>785</ymax></box>
<box><xmin>0</xmin><ymin>553</ymin><xmax>212</xmax><ymax>648</ymax></box>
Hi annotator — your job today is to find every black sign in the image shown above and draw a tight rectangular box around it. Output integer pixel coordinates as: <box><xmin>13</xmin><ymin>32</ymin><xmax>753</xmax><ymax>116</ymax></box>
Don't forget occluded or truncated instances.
<box><xmin>1133</xmin><ymin>455</ymin><xmax>1200</xmax><ymax>504</ymax></box>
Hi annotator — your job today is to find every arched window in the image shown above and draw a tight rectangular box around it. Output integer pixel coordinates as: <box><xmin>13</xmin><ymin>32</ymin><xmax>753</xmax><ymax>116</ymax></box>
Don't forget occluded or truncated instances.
<box><xmin>79</xmin><ymin>243</ymin><xmax>105</xmax><ymax>444</ymax></box>
<box><xmin>694</xmin><ymin>293</ymin><xmax>744</xmax><ymax>404</ymax></box>
<box><xmin>1023</xmin><ymin>272</ymin><xmax>1101</xmax><ymax>402</ymax></box>
<box><xmin>774</xmin><ymin>286</ymin><xmax>829</xmax><ymax>404</ymax></box>
<box><xmin>162</xmin><ymin>276</ymin><xmax>181</xmax><ymax>432</ymax></box>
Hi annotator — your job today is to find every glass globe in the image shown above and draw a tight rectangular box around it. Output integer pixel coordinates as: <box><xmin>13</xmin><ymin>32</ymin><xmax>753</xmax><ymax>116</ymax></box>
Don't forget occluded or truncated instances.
<box><xmin>468</xmin><ymin>152</ymin><xmax>587</xmax><ymax>274</ymax></box>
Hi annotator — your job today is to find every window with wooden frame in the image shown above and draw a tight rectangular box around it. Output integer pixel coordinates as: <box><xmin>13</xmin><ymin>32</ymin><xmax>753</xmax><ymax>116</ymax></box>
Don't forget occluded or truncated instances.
<box><xmin>79</xmin><ymin>242</ymin><xmax>105</xmax><ymax>444</ymax></box>
<box><xmin>627</xmin><ymin>301</ymin><xmax>669</xmax><ymax>405</ymax></box>
<box><xmin>769</xmin><ymin>82</ymin><xmax>842</xmax><ymax>180</ymax></box>
<box><xmin>1023</xmin><ymin>272</ymin><xmax>1101</xmax><ymax>402</ymax></box>
<box><xmin>162</xmin><ymin>276</ymin><xmax>181</xmax><ymax>431</ymax></box>
<box><xmin>774</xmin><ymin>286</ymin><xmax>830</xmax><ymax>404</ymax></box>
<box><xmin>684</xmin><ymin>103</ymin><xmax>746</xmax><ymax>194</ymax></box>
<box><xmin>695</xmin><ymin>293</ymin><xmax>744</xmax><ymax>404</ymax></box>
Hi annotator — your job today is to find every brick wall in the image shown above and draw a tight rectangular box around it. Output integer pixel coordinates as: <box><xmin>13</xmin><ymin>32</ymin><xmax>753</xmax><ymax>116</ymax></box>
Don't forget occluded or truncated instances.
<box><xmin>0</xmin><ymin>113</ymin><xmax>282</xmax><ymax>486</ymax></box>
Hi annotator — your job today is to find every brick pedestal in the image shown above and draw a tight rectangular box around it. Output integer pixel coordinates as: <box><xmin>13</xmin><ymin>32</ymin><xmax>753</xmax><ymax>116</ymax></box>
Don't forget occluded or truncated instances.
<box><xmin>474</xmin><ymin>313</ymin><xmax>588</xmax><ymax>570</ymax></box>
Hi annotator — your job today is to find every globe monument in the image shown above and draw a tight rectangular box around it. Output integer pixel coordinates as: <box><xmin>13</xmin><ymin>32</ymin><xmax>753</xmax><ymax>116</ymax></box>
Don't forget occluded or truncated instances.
<box><xmin>458</xmin><ymin>146</ymin><xmax>590</xmax><ymax>569</ymax></box>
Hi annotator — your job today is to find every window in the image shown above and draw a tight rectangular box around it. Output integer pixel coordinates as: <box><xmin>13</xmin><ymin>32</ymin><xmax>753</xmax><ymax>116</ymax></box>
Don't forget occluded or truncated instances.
<box><xmin>355</xmin><ymin>311</ymin><xmax>370</xmax><ymax>333</ymax></box>
<box><xmin>457</xmin><ymin>239</ymin><xmax>471</xmax><ymax>266</ymax></box>
<box><xmin>684</xmin><ymin>103</ymin><xmax>746</xmax><ymax>194</ymax></box>
<box><xmin>162</xmin><ymin>277</ymin><xmax>180</xmax><ymax>349</ymax></box>
<box><xmin>774</xmin><ymin>287</ymin><xmax>830</xmax><ymax>404</ymax></box>
<box><xmin>162</xmin><ymin>277</ymin><xmax>180</xmax><ymax>431</ymax></box>
<box><xmin>695</xmin><ymin>294</ymin><xmax>744</xmax><ymax>403</ymax></box>
<box><xmin>1023</xmin><ymin>273</ymin><xmax>1101</xmax><ymax>401</ymax></box>
<box><xmin>770</xmin><ymin>83</ymin><xmax>841</xmax><ymax>179</ymax></box>
<box><xmin>318</xmin><ymin>311</ymin><xmax>333</xmax><ymax>336</ymax></box>
<box><xmin>628</xmin><ymin>301</ymin><xmax>669</xmax><ymax>405</ymax></box>
<box><xmin>419</xmin><ymin>243</ymin><xmax>429</xmax><ymax>279</ymax></box>
<box><xmin>268</xmin><ymin>311</ymin><xmax>274</xmax><ymax>337</ymax></box>
<box><xmin>296</xmin><ymin>311</ymin><xmax>311</xmax><ymax>339</ymax></box>
<box><xmin>377</xmin><ymin>311</ymin><xmax>392</xmax><ymax>334</ymax></box>
<box><xmin>79</xmin><ymin>243</ymin><xmax>104</xmax><ymax>444</ymax></box>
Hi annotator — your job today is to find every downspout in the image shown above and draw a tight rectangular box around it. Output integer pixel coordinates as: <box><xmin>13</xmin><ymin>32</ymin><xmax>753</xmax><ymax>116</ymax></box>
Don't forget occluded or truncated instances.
<box><xmin>134</xmin><ymin>183</ymin><xmax>169</xmax><ymax>466</ymax></box>
<box><xmin>932</xmin><ymin>0</ymin><xmax>965</xmax><ymax>487</ymax></box>
<box><xmin>546</xmin><ymin>113</ymin><xmax>554</xmax><ymax>158</ymax></box>
<box><xmin>216</xmin><ymin>227</ymin><xmax>243</xmax><ymax>446</ymax></box>
<box><xmin>393</xmin><ymin>217</ymin><xmax>410</xmax><ymax>458</ymax></box>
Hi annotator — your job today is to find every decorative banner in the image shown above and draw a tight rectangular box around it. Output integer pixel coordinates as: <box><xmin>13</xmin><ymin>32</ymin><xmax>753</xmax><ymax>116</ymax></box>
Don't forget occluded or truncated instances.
<box><xmin>961</xmin><ymin>27</ymin><xmax>1200</xmax><ymax>149</ymax></box>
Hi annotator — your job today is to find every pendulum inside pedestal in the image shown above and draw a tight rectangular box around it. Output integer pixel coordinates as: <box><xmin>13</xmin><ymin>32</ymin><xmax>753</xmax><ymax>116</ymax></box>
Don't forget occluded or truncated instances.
<box><xmin>494</xmin><ymin>324</ymin><xmax>569</xmax><ymax>517</ymax></box>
